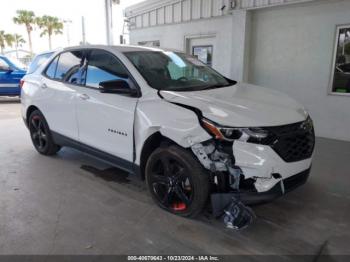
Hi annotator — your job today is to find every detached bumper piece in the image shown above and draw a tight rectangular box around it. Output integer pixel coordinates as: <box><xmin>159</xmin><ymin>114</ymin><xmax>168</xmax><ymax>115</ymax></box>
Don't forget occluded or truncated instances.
<box><xmin>211</xmin><ymin>168</ymin><xmax>311</xmax><ymax>218</ymax></box>
<box><xmin>223</xmin><ymin>198</ymin><xmax>256</xmax><ymax>230</ymax></box>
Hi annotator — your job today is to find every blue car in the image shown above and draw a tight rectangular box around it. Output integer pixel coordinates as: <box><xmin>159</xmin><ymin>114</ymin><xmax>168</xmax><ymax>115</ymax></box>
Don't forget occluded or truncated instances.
<box><xmin>0</xmin><ymin>55</ymin><xmax>27</xmax><ymax>96</ymax></box>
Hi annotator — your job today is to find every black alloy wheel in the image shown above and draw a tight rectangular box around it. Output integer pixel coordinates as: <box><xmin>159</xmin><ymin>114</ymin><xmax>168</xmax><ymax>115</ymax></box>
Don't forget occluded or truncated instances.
<box><xmin>145</xmin><ymin>145</ymin><xmax>209</xmax><ymax>217</ymax></box>
<box><xmin>29</xmin><ymin>110</ymin><xmax>61</xmax><ymax>155</ymax></box>
<box><xmin>30</xmin><ymin>115</ymin><xmax>48</xmax><ymax>151</ymax></box>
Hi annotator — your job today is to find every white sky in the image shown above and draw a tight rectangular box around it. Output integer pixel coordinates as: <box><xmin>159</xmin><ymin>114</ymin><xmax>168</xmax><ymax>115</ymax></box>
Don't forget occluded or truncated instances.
<box><xmin>0</xmin><ymin>0</ymin><xmax>145</xmax><ymax>54</ymax></box>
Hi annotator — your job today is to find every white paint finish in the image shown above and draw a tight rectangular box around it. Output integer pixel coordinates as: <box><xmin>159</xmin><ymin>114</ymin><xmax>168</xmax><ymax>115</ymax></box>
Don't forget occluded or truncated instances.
<box><xmin>150</xmin><ymin>10</ymin><xmax>157</xmax><ymax>26</ymax></box>
<box><xmin>165</xmin><ymin>5</ymin><xmax>173</xmax><ymax>23</ymax></box>
<box><xmin>249</xmin><ymin>0</ymin><xmax>350</xmax><ymax>141</ymax></box>
<box><xmin>74</xmin><ymin>85</ymin><xmax>137</xmax><ymax>162</ymax></box>
<box><xmin>134</xmin><ymin>93</ymin><xmax>212</xmax><ymax>165</ymax></box>
<box><xmin>233</xmin><ymin>140</ymin><xmax>312</xmax><ymax>192</ymax></box>
<box><xmin>173</xmin><ymin>2</ymin><xmax>182</xmax><ymax>23</ymax></box>
<box><xmin>160</xmin><ymin>83</ymin><xmax>307</xmax><ymax>127</ymax></box>
<box><xmin>21</xmin><ymin>45</ymin><xmax>314</xmax><ymax>196</ymax></box>
<box><xmin>157</xmin><ymin>7</ymin><xmax>165</xmax><ymax>24</ymax></box>
<box><xmin>22</xmin><ymin>77</ymin><xmax>79</xmax><ymax>140</ymax></box>
<box><xmin>182</xmin><ymin>0</ymin><xmax>191</xmax><ymax>21</ymax></box>
<box><xmin>201</xmin><ymin>0</ymin><xmax>212</xmax><ymax>18</ymax></box>
<box><xmin>192</xmin><ymin>0</ymin><xmax>201</xmax><ymax>19</ymax></box>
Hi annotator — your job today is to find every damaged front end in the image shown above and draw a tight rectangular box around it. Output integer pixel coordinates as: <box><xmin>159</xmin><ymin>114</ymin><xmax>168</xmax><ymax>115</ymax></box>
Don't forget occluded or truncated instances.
<box><xmin>190</xmin><ymin>139</ymin><xmax>257</xmax><ymax>229</ymax></box>
<box><xmin>188</xmin><ymin>116</ymin><xmax>314</xmax><ymax>229</ymax></box>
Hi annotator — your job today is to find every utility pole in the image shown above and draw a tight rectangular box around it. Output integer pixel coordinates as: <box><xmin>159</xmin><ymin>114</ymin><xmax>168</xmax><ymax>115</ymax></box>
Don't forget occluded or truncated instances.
<box><xmin>63</xmin><ymin>19</ymin><xmax>72</xmax><ymax>46</ymax></box>
<box><xmin>81</xmin><ymin>16</ymin><xmax>86</xmax><ymax>45</ymax></box>
<box><xmin>105</xmin><ymin>0</ymin><xmax>113</xmax><ymax>45</ymax></box>
<box><xmin>105</xmin><ymin>0</ymin><xmax>120</xmax><ymax>45</ymax></box>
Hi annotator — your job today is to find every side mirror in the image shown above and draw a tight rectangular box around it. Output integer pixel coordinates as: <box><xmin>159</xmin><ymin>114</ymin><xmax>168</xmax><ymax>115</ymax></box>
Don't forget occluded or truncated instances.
<box><xmin>99</xmin><ymin>79</ymin><xmax>138</xmax><ymax>96</ymax></box>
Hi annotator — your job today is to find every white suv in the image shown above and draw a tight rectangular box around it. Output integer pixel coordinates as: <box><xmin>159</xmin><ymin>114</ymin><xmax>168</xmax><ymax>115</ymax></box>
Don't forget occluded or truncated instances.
<box><xmin>21</xmin><ymin>45</ymin><xmax>315</xmax><ymax>217</ymax></box>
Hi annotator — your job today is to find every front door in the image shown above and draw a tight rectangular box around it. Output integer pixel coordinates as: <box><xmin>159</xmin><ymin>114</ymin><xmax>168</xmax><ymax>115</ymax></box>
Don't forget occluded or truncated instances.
<box><xmin>75</xmin><ymin>49</ymin><xmax>138</xmax><ymax>163</ymax></box>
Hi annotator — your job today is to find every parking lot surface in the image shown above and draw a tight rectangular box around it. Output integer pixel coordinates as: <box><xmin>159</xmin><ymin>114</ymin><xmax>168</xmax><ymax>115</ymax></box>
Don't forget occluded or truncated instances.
<box><xmin>0</xmin><ymin>98</ymin><xmax>349</xmax><ymax>255</ymax></box>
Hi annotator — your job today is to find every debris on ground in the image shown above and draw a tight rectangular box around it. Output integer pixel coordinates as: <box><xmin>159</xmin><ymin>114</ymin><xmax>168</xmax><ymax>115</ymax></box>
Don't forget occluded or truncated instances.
<box><xmin>223</xmin><ymin>198</ymin><xmax>256</xmax><ymax>230</ymax></box>
<box><xmin>85</xmin><ymin>244</ymin><xmax>93</xmax><ymax>249</ymax></box>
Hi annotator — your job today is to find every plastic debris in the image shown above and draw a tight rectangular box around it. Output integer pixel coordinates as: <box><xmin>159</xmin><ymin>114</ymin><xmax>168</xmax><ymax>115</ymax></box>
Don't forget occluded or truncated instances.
<box><xmin>223</xmin><ymin>198</ymin><xmax>256</xmax><ymax>230</ymax></box>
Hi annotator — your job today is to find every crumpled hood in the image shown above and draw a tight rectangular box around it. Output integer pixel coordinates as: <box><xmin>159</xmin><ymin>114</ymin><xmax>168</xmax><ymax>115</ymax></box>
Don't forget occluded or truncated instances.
<box><xmin>160</xmin><ymin>83</ymin><xmax>308</xmax><ymax>127</ymax></box>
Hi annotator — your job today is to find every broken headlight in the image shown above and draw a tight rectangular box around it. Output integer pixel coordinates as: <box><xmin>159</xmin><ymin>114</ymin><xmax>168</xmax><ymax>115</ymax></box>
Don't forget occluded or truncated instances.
<box><xmin>201</xmin><ymin>118</ymin><xmax>269</xmax><ymax>142</ymax></box>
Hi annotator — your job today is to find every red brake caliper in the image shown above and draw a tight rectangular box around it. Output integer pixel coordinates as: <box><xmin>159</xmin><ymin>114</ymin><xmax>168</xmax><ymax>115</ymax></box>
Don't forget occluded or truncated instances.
<box><xmin>172</xmin><ymin>202</ymin><xmax>186</xmax><ymax>211</ymax></box>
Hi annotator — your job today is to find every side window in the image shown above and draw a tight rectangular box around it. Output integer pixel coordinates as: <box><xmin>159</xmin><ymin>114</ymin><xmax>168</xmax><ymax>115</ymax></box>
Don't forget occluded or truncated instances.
<box><xmin>55</xmin><ymin>51</ymin><xmax>85</xmax><ymax>84</ymax></box>
<box><xmin>45</xmin><ymin>56</ymin><xmax>59</xmax><ymax>78</ymax></box>
<box><xmin>86</xmin><ymin>50</ymin><xmax>129</xmax><ymax>88</ymax></box>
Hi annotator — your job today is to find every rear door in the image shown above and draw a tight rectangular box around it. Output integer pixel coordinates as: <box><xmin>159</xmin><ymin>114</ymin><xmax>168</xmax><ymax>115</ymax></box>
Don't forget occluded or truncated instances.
<box><xmin>39</xmin><ymin>50</ymin><xmax>85</xmax><ymax>140</ymax></box>
<box><xmin>74</xmin><ymin>49</ymin><xmax>139</xmax><ymax>163</ymax></box>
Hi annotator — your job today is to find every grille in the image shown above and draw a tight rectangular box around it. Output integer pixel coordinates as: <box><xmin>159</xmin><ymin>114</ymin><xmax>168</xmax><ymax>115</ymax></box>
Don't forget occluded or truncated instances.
<box><xmin>263</xmin><ymin>118</ymin><xmax>315</xmax><ymax>163</ymax></box>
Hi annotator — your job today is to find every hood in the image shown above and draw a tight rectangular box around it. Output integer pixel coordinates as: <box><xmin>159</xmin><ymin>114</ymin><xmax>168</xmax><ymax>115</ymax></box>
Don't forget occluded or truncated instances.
<box><xmin>160</xmin><ymin>83</ymin><xmax>308</xmax><ymax>127</ymax></box>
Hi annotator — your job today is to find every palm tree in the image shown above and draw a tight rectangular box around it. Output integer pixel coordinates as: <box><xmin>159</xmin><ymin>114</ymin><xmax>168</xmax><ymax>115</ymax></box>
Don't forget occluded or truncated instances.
<box><xmin>0</xmin><ymin>31</ymin><xmax>6</xmax><ymax>54</ymax></box>
<box><xmin>13</xmin><ymin>10</ymin><xmax>36</xmax><ymax>55</ymax></box>
<box><xmin>13</xmin><ymin>34</ymin><xmax>26</xmax><ymax>59</ymax></box>
<box><xmin>0</xmin><ymin>31</ymin><xmax>15</xmax><ymax>54</ymax></box>
<box><xmin>36</xmin><ymin>16</ymin><xmax>63</xmax><ymax>50</ymax></box>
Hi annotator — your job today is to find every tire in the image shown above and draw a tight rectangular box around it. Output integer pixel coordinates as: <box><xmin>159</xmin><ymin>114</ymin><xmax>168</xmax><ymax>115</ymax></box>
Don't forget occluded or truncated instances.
<box><xmin>28</xmin><ymin>110</ymin><xmax>61</xmax><ymax>156</ymax></box>
<box><xmin>145</xmin><ymin>145</ymin><xmax>209</xmax><ymax>218</ymax></box>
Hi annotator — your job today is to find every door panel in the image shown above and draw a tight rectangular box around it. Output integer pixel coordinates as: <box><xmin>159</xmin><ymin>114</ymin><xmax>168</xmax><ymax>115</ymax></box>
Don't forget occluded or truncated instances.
<box><xmin>38</xmin><ymin>51</ymin><xmax>85</xmax><ymax>140</ymax></box>
<box><xmin>40</xmin><ymin>78</ymin><xmax>79</xmax><ymax>140</ymax></box>
<box><xmin>75</xmin><ymin>49</ymin><xmax>138</xmax><ymax>162</ymax></box>
<box><xmin>75</xmin><ymin>87</ymin><xmax>137</xmax><ymax>162</ymax></box>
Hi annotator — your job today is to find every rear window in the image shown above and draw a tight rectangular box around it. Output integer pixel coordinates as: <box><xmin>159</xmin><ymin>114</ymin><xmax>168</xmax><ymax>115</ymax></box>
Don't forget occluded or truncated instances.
<box><xmin>27</xmin><ymin>52</ymin><xmax>54</xmax><ymax>74</ymax></box>
<box><xmin>55</xmin><ymin>51</ymin><xmax>85</xmax><ymax>84</ymax></box>
<box><xmin>45</xmin><ymin>56</ymin><xmax>59</xmax><ymax>79</ymax></box>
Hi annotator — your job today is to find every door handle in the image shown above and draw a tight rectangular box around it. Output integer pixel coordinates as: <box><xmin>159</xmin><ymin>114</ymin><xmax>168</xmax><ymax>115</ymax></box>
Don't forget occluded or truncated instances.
<box><xmin>41</xmin><ymin>83</ymin><xmax>48</xmax><ymax>89</ymax></box>
<box><xmin>78</xmin><ymin>93</ymin><xmax>90</xmax><ymax>100</ymax></box>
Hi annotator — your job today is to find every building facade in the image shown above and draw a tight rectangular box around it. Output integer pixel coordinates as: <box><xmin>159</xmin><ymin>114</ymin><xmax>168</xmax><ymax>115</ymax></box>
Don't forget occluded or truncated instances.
<box><xmin>125</xmin><ymin>0</ymin><xmax>350</xmax><ymax>141</ymax></box>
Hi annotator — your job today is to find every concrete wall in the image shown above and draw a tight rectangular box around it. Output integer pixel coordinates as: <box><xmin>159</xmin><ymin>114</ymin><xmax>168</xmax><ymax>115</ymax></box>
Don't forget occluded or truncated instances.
<box><xmin>249</xmin><ymin>0</ymin><xmax>350</xmax><ymax>141</ymax></box>
<box><xmin>129</xmin><ymin>15</ymin><xmax>237</xmax><ymax>78</ymax></box>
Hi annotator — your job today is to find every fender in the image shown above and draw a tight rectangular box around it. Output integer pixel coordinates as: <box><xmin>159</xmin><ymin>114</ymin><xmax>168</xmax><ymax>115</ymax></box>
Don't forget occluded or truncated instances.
<box><xmin>134</xmin><ymin>97</ymin><xmax>211</xmax><ymax>165</ymax></box>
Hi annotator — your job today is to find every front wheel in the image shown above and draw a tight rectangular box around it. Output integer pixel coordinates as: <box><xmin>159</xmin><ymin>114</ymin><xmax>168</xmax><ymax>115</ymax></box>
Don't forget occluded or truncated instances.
<box><xmin>28</xmin><ymin>110</ymin><xmax>61</xmax><ymax>156</ymax></box>
<box><xmin>145</xmin><ymin>145</ymin><xmax>209</xmax><ymax>218</ymax></box>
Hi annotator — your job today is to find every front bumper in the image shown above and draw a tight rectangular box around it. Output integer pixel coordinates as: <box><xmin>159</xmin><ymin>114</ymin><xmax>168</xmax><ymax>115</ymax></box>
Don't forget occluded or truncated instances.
<box><xmin>237</xmin><ymin>167</ymin><xmax>310</xmax><ymax>205</ymax></box>
<box><xmin>210</xmin><ymin>167</ymin><xmax>311</xmax><ymax>215</ymax></box>
<box><xmin>233</xmin><ymin>140</ymin><xmax>313</xmax><ymax>193</ymax></box>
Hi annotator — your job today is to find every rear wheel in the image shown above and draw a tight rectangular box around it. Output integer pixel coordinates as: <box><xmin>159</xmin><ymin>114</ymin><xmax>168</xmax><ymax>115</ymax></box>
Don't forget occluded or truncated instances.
<box><xmin>29</xmin><ymin>110</ymin><xmax>61</xmax><ymax>155</ymax></box>
<box><xmin>145</xmin><ymin>145</ymin><xmax>209</xmax><ymax>218</ymax></box>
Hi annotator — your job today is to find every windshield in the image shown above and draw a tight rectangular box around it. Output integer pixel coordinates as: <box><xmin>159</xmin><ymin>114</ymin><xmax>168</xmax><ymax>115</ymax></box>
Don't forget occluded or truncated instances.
<box><xmin>124</xmin><ymin>51</ymin><xmax>235</xmax><ymax>91</ymax></box>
